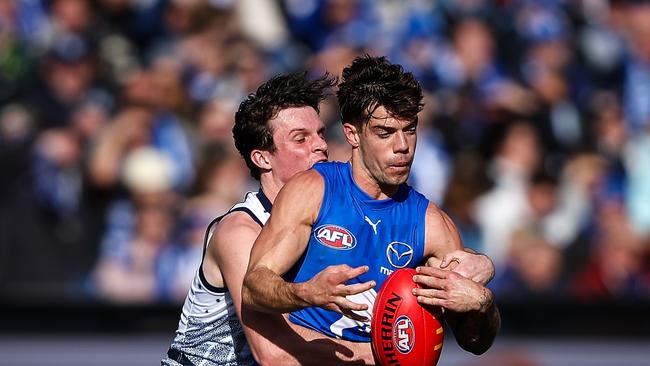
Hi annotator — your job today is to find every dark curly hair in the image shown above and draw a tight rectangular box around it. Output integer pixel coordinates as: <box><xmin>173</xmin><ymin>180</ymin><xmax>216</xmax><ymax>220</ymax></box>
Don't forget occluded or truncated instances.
<box><xmin>337</xmin><ymin>55</ymin><xmax>423</xmax><ymax>129</ymax></box>
<box><xmin>233</xmin><ymin>72</ymin><xmax>336</xmax><ymax>180</ymax></box>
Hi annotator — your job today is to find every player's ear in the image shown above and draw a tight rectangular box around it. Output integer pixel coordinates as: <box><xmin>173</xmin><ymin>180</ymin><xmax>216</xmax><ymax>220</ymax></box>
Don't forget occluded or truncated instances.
<box><xmin>343</xmin><ymin>123</ymin><xmax>360</xmax><ymax>148</ymax></box>
<box><xmin>251</xmin><ymin>149</ymin><xmax>272</xmax><ymax>171</ymax></box>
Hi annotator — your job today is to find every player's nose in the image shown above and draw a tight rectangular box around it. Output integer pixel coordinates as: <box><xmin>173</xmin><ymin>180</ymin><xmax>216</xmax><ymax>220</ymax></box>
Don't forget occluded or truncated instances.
<box><xmin>393</xmin><ymin>131</ymin><xmax>409</xmax><ymax>153</ymax></box>
<box><xmin>313</xmin><ymin>133</ymin><xmax>328</xmax><ymax>155</ymax></box>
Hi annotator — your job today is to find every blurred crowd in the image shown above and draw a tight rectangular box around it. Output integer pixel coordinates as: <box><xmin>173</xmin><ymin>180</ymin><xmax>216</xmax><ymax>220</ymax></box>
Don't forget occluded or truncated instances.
<box><xmin>0</xmin><ymin>0</ymin><xmax>649</xmax><ymax>304</ymax></box>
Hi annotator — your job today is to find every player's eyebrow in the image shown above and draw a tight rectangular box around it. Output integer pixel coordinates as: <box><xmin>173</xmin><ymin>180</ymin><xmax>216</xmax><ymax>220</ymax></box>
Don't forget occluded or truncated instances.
<box><xmin>372</xmin><ymin>125</ymin><xmax>396</xmax><ymax>133</ymax></box>
<box><xmin>289</xmin><ymin>127</ymin><xmax>309</xmax><ymax>136</ymax></box>
<box><xmin>288</xmin><ymin>127</ymin><xmax>326</xmax><ymax>135</ymax></box>
<box><xmin>288</xmin><ymin>128</ymin><xmax>309</xmax><ymax>134</ymax></box>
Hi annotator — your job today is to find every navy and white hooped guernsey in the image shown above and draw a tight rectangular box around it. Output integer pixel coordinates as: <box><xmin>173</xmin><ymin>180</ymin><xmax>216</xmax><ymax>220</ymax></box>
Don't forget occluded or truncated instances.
<box><xmin>163</xmin><ymin>191</ymin><xmax>272</xmax><ymax>366</ymax></box>
<box><xmin>288</xmin><ymin>161</ymin><xmax>429</xmax><ymax>342</ymax></box>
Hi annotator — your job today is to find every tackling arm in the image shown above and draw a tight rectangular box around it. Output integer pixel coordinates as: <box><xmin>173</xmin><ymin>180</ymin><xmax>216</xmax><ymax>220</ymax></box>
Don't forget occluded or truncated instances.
<box><xmin>209</xmin><ymin>212</ymin><xmax>373</xmax><ymax>365</ymax></box>
<box><xmin>242</xmin><ymin>170</ymin><xmax>375</xmax><ymax>320</ymax></box>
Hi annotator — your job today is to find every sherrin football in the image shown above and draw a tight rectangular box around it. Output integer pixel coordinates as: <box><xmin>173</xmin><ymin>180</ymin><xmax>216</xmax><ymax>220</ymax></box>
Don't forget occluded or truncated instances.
<box><xmin>371</xmin><ymin>268</ymin><xmax>444</xmax><ymax>366</ymax></box>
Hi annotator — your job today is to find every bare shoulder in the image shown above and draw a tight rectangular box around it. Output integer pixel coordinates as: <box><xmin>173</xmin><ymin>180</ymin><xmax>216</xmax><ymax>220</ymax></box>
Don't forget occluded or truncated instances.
<box><xmin>424</xmin><ymin>202</ymin><xmax>448</xmax><ymax>227</ymax></box>
<box><xmin>280</xmin><ymin>169</ymin><xmax>324</xmax><ymax>196</ymax></box>
<box><xmin>203</xmin><ymin>211</ymin><xmax>263</xmax><ymax>288</ymax></box>
<box><xmin>424</xmin><ymin>202</ymin><xmax>463</xmax><ymax>258</ymax></box>
<box><xmin>210</xmin><ymin>211</ymin><xmax>261</xmax><ymax>252</ymax></box>
<box><xmin>206</xmin><ymin>211</ymin><xmax>262</xmax><ymax>263</ymax></box>
<box><xmin>274</xmin><ymin>169</ymin><xmax>324</xmax><ymax>223</ymax></box>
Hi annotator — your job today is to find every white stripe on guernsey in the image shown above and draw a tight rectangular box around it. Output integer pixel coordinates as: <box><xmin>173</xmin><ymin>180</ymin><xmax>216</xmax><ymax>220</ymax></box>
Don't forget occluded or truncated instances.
<box><xmin>178</xmin><ymin>276</ymin><xmax>199</xmax><ymax>333</ymax></box>
<box><xmin>199</xmin><ymin>343</ymin><xmax>216</xmax><ymax>366</ymax></box>
<box><xmin>329</xmin><ymin>288</ymin><xmax>377</xmax><ymax>337</ymax></box>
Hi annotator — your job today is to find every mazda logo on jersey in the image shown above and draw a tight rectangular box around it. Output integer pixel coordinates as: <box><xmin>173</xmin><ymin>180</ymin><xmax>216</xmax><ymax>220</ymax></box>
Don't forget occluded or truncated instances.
<box><xmin>314</xmin><ymin>225</ymin><xmax>357</xmax><ymax>250</ymax></box>
<box><xmin>386</xmin><ymin>242</ymin><xmax>413</xmax><ymax>268</ymax></box>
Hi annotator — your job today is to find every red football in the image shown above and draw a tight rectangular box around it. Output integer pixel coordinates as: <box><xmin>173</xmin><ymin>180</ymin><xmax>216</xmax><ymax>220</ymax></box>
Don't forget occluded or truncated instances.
<box><xmin>371</xmin><ymin>268</ymin><xmax>444</xmax><ymax>366</ymax></box>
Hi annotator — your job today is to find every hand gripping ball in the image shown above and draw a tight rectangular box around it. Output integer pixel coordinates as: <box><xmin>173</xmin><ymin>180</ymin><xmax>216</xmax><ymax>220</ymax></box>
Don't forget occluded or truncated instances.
<box><xmin>371</xmin><ymin>268</ymin><xmax>444</xmax><ymax>366</ymax></box>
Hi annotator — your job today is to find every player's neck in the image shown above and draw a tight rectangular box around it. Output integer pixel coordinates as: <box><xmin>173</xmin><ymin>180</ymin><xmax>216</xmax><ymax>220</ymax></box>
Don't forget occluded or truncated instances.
<box><xmin>259</xmin><ymin>173</ymin><xmax>282</xmax><ymax>203</ymax></box>
<box><xmin>350</xmin><ymin>158</ymin><xmax>399</xmax><ymax>200</ymax></box>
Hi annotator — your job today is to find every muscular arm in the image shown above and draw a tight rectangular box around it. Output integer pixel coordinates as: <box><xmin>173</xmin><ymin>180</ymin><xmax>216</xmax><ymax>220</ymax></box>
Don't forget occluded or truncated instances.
<box><xmin>242</xmin><ymin>171</ymin><xmax>374</xmax><ymax>320</ymax></box>
<box><xmin>421</xmin><ymin>204</ymin><xmax>465</xmax><ymax>259</ymax></box>
<box><xmin>208</xmin><ymin>212</ymin><xmax>373</xmax><ymax>365</ymax></box>
<box><xmin>414</xmin><ymin>204</ymin><xmax>500</xmax><ymax>355</ymax></box>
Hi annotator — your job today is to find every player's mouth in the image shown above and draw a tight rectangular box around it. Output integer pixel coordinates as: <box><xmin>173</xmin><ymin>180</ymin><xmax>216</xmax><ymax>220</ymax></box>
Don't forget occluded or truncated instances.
<box><xmin>389</xmin><ymin>165</ymin><xmax>409</xmax><ymax>174</ymax></box>
<box><xmin>390</xmin><ymin>161</ymin><xmax>410</xmax><ymax>168</ymax></box>
<box><xmin>388</xmin><ymin>161</ymin><xmax>411</xmax><ymax>175</ymax></box>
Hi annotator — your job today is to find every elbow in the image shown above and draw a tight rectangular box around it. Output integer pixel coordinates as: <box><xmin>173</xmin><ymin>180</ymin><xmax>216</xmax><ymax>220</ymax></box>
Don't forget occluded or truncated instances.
<box><xmin>456</xmin><ymin>320</ymin><xmax>500</xmax><ymax>355</ymax></box>
<box><xmin>465</xmin><ymin>342</ymin><xmax>491</xmax><ymax>356</ymax></box>
<box><xmin>458</xmin><ymin>337</ymin><xmax>493</xmax><ymax>356</ymax></box>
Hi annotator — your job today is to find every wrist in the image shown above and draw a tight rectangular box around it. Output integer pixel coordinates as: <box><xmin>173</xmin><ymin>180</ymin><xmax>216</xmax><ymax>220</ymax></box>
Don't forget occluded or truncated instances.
<box><xmin>476</xmin><ymin>254</ymin><xmax>495</xmax><ymax>285</ymax></box>
<box><xmin>477</xmin><ymin>287</ymin><xmax>494</xmax><ymax>314</ymax></box>
<box><xmin>289</xmin><ymin>281</ymin><xmax>312</xmax><ymax>308</ymax></box>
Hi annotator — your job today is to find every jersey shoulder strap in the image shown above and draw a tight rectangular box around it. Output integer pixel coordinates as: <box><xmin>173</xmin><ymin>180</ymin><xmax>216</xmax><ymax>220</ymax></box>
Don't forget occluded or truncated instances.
<box><xmin>199</xmin><ymin>190</ymin><xmax>273</xmax><ymax>292</ymax></box>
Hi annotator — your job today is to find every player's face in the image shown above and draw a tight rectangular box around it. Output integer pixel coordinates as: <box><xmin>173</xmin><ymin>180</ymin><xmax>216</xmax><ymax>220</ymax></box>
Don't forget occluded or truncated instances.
<box><xmin>358</xmin><ymin>106</ymin><xmax>417</xmax><ymax>186</ymax></box>
<box><xmin>268</xmin><ymin>106</ymin><xmax>328</xmax><ymax>184</ymax></box>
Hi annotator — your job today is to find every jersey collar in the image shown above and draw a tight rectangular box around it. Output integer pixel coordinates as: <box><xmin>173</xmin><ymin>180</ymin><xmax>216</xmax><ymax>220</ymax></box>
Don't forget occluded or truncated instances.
<box><xmin>257</xmin><ymin>189</ymin><xmax>273</xmax><ymax>213</ymax></box>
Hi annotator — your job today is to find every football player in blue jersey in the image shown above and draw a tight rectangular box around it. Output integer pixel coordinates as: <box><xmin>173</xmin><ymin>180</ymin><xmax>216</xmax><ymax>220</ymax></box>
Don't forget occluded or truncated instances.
<box><xmin>243</xmin><ymin>55</ymin><xmax>500</xmax><ymax>355</ymax></box>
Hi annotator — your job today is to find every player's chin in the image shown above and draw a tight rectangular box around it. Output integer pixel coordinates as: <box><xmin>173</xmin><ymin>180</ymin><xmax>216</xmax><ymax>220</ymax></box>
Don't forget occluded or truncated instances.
<box><xmin>382</xmin><ymin>176</ymin><xmax>408</xmax><ymax>187</ymax></box>
<box><xmin>386</xmin><ymin>167</ymin><xmax>410</xmax><ymax>184</ymax></box>
<box><xmin>314</xmin><ymin>154</ymin><xmax>328</xmax><ymax>164</ymax></box>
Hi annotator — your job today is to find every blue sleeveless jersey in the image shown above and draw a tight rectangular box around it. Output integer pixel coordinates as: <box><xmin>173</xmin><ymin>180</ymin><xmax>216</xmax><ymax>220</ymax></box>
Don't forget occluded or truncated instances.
<box><xmin>288</xmin><ymin>161</ymin><xmax>429</xmax><ymax>342</ymax></box>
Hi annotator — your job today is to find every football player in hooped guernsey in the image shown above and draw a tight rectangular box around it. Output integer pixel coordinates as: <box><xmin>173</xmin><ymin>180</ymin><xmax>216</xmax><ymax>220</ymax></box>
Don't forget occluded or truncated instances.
<box><xmin>243</xmin><ymin>55</ymin><xmax>500</xmax><ymax>356</ymax></box>
<box><xmin>163</xmin><ymin>72</ymin><xmax>378</xmax><ymax>366</ymax></box>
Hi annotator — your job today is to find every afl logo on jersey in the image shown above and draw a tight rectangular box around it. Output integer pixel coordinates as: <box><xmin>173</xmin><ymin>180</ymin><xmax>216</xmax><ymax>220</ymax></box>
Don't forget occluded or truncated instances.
<box><xmin>314</xmin><ymin>225</ymin><xmax>357</xmax><ymax>250</ymax></box>
<box><xmin>393</xmin><ymin>315</ymin><xmax>415</xmax><ymax>354</ymax></box>
<box><xmin>386</xmin><ymin>242</ymin><xmax>414</xmax><ymax>268</ymax></box>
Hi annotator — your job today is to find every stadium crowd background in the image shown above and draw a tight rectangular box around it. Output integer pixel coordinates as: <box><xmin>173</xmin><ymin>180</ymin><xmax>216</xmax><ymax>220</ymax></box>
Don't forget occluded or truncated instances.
<box><xmin>0</xmin><ymin>0</ymin><xmax>649</xmax><ymax>311</ymax></box>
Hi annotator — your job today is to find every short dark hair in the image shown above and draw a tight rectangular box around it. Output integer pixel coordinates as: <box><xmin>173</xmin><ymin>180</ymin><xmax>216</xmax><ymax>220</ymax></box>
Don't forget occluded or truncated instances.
<box><xmin>337</xmin><ymin>55</ymin><xmax>423</xmax><ymax>129</ymax></box>
<box><xmin>233</xmin><ymin>72</ymin><xmax>335</xmax><ymax>180</ymax></box>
